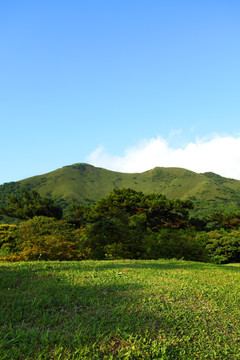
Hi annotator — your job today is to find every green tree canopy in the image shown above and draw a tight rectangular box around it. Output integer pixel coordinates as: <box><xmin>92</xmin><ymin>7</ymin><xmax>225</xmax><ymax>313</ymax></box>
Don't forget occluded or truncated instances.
<box><xmin>0</xmin><ymin>188</ymin><xmax>62</xmax><ymax>220</ymax></box>
<box><xmin>207</xmin><ymin>212</ymin><xmax>240</xmax><ymax>230</ymax></box>
<box><xmin>87</xmin><ymin>188</ymin><xmax>193</xmax><ymax>230</ymax></box>
<box><xmin>73</xmin><ymin>188</ymin><xmax>194</xmax><ymax>260</ymax></box>
<box><xmin>11</xmin><ymin>216</ymin><xmax>78</xmax><ymax>261</ymax></box>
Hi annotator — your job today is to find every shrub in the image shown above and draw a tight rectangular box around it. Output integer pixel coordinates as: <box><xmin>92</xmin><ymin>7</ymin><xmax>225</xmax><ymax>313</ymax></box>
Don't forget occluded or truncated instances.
<box><xmin>4</xmin><ymin>216</ymin><xmax>80</xmax><ymax>261</ymax></box>
<box><xmin>0</xmin><ymin>224</ymin><xmax>18</xmax><ymax>257</ymax></box>
<box><xmin>76</xmin><ymin>216</ymin><xmax>133</xmax><ymax>260</ymax></box>
<box><xmin>203</xmin><ymin>229</ymin><xmax>240</xmax><ymax>263</ymax></box>
<box><xmin>143</xmin><ymin>229</ymin><xmax>208</xmax><ymax>262</ymax></box>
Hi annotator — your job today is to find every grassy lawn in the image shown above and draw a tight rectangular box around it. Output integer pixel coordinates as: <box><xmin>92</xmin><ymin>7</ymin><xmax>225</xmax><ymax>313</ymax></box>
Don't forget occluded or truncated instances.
<box><xmin>1</xmin><ymin>259</ymin><xmax>240</xmax><ymax>359</ymax></box>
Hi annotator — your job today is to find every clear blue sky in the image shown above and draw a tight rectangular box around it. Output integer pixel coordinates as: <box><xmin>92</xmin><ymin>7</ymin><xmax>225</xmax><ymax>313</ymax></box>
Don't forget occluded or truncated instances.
<box><xmin>1</xmin><ymin>0</ymin><xmax>240</xmax><ymax>184</ymax></box>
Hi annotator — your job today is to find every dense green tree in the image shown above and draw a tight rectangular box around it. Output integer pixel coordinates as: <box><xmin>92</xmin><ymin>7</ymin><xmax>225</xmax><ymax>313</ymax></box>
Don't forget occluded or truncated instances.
<box><xmin>4</xmin><ymin>187</ymin><xmax>236</xmax><ymax>263</ymax></box>
<box><xmin>207</xmin><ymin>212</ymin><xmax>240</xmax><ymax>230</ymax></box>
<box><xmin>74</xmin><ymin>188</ymin><xmax>194</xmax><ymax>260</ymax></box>
<box><xmin>86</xmin><ymin>188</ymin><xmax>193</xmax><ymax>229</ymax></box>
<box><xmin>7</xmin><ymin>216</ymin><xmax>79</xmax><ymax>261</ymax></box>
<box><xmin>78</xmin><ymin>214</ymin><xmax>133</xmax><ymax>259</ymax></box>
<box><xmin>143</xmin><ymin>229</ymin><xmax>208</xmax><ymax>262</ymax></box>
<box><xmin>0</xmin><ymin>188</ymin><xmax>62</xmax><ymax>220</ymax></box>
<box><xmin>199</xmin><ymin>229</ymin><xmax>240</xmax><ymax>263</ymax></box>
<box><xmin>0</xmin><ymin>224</ymin><xmax>18</xmax><ymax>256</ymax></box>
<box><xmin>89</xmin><ymin>188</ymin><xmax>147</xmax><ymax>219</ymax></box>
<box><xmin>69</xmin><ymin>204</ymin><xmax>92</xmax><ymax>227</ymax></box>
<box><xmin>144</xmin><ymin>194</ymin><xmax>193</xmax><ymax>231</ymax></box>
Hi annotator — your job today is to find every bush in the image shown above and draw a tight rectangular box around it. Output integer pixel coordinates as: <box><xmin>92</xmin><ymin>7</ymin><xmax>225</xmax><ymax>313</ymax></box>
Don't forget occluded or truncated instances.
<box><xmin>4</xmin><ymin>216</ymin><xmax>80</xmax><ymax>261</ymax></box>
<box><xmin>76</xmin><ymin>216</ymin><xmax>134</xmax><ymax>260</ymax></box>
<box><xmin>0</xmin><ymin>224</ymin><xmax>18</xmax><ymax>257</ymax></box>
<box><xmin>143</xmin><ymin>229</ymin><xmax>208</xmax><ymax>262</ymax></box>
<box><xmin>202</xmin><ymin>229</ymin><xmax>240</xmax><ymax>263</ymax></box>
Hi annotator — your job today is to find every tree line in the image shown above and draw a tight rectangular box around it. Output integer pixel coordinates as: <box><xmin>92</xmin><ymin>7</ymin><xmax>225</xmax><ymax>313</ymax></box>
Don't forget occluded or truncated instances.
<box><xmin>0</xmin><ymin>188</ymin><xmax>240</xmax><ymax>263</ymax></box>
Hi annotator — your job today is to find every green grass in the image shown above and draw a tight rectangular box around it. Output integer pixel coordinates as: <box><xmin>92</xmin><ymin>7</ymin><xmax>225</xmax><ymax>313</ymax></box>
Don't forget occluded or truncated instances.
<box><xmin>1</xmin><ymin>259</ymin><xmax>240</xmax><ymax>359</ymax></box>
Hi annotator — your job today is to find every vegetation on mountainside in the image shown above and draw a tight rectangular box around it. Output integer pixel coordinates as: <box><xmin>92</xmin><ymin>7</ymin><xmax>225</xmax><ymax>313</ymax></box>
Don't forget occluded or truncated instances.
<box><xmin>0</xmin><ymin>188</ymin><xmax>62</xmax><ymax>220</ymax></box>
<box><xmin>1</xmin><ymin>188</ymin><xmax>240</xmax><ymax>264</ymax></box>
<box><xmin>1</xmin><ymin>170</ymin><xmax>239</xmax><ymax>359</ymax></box>
<box><xmin>1</xmin><ymin>163</ymin><xmax>240</xmax><ymax>218</ymax></box>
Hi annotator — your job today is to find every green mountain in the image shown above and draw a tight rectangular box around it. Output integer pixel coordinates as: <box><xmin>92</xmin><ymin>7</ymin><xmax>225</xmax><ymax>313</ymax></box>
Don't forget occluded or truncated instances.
<box><xmin>1</xmin><ymin>163</ymin><xmax>240</xmax><ymax>218</ymax></box>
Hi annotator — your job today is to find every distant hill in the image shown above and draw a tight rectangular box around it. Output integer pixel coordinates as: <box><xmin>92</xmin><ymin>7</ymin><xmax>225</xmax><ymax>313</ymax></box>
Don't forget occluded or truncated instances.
<box><xmin>1</xmin><ymin>163</ymin><xmax>240</xmax><ymax>219</ymax></box>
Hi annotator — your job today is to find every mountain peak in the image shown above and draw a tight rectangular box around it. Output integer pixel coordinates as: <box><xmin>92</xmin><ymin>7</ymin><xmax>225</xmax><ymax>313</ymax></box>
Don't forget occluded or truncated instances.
<box><xmin>1</xmin><ymin>164</ymin><xmax>240</xmax><ymax>218</ymax></box>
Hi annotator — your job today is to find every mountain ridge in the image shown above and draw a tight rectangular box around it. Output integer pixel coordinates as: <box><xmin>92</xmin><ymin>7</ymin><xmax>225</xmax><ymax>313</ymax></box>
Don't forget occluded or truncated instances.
<box><xmin>1</xmin><ymin>163</ymin><xmax>240</xmax><ymax>217</ymax></box>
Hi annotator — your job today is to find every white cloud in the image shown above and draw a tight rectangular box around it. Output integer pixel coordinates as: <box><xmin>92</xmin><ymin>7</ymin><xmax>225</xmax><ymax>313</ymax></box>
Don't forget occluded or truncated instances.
<box><xmin>86</xmin><ymin>135</ymin><xmax>240</xmax><ymax>180</ymax></box>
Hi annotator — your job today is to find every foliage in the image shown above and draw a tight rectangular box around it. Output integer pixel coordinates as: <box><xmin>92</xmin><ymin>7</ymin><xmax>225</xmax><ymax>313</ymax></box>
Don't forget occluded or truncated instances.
<box><xmin>87</xmin><ymin>188</ymin><xmax>193</xmax><ymax>229</ymax></box>
<box><xmin>144</xmin><ymin>194</ymin><xmax>193</xmax><ymax>230</ymax></box>
<box><xmin>0</xmin><ymin>188</ymin><xmax>62</xmax><ymax>220</ymax></box>
<box><xmin>76</xmin><ymin>214</ymin><xmax>146</xmax><ymax>260</ymax></box>
<box><xmin>207</xmin><ymin>212</ymin><xmax>240</xmax><ymax>230</ymax></box>
<box><xmin>0</xmin><ymin>182</ymin><xmax>21</xmax><ymax>207</ymax></box>
<box><xmin>78</xmin><ymin>216</ymin><xmax>133</xmax><ymax>259</ymax></box>
<box><xmin>73</xmin><ymin>188</ymin><xmax>196</xmax><ymax>260</ymax></box>
<box><xmin>0</xmin><ymin>214</ymin><xmax>22</xmax><ymax>225</ymax></box>
<box><xmin>4</xmin><ymin>216</ymin><xmax>79</xmax><ymax>261</ymax></box>
<box><xmin>1</xmin><ymin>163</ymin><xmax>240</xmax><ymax>218</ymax></box>
<box><xmin>200</xmin><ymin>229</ymin><xmax>240</xmax><ymax>263</ymax></box>
<box><xmin>142</xmin><ymin>229</ymin><xmax>208</xmax><ymax>262</ymax></box>
<box><xmin>0</xmin><ymin>224</ymin><xmax>18</xmax><ymax>256</ymax></box>
<box><xmin>69</xmin><ymin>203</ymin><xmax>91</xmax><ymax>227</ymax></box>
<box><xmin>1</xmin><ymin>187</ymin><xmax>240</xmax><ymax>264</ymax></box>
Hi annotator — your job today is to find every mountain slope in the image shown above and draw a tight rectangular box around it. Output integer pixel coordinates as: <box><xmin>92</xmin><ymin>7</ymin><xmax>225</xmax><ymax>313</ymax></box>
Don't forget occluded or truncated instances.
<box><xmin>1</xmin><ymin>163</ymin><xmax>240</xmax><ymax>217</ymax></box>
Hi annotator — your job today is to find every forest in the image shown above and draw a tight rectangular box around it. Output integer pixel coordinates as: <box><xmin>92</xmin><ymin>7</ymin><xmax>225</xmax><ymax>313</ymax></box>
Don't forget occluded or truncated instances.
<box><xmin>0</xmin><ymin>188</ymin><xmax>240</xmax><ymax>264</ymax></box>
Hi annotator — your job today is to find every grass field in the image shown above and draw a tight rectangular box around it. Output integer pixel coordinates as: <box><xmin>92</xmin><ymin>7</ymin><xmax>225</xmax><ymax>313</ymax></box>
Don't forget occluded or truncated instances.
<box><xmin>1</xmin><ymin>259</ymin><xmax>240</xmax><ymax>359</ymax></box>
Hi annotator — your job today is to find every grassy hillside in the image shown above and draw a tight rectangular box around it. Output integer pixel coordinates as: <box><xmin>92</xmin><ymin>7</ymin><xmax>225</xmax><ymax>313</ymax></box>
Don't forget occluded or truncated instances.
<box><xmin>1</xmin><ymin>259</ymin><xmax>240</xmax><ymax>359</ymax></box>
<box><xmin>1</xmin><ymin>163</ymin><xmax>240</xmax><ymax>217</ymax></box>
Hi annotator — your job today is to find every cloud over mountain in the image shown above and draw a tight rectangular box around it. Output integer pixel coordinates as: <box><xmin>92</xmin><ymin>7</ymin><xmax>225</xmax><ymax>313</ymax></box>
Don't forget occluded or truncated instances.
<box><xmin>87</xmin><ymin>134</ymin><xmax>240</xmax><ymax>180</ymax></box>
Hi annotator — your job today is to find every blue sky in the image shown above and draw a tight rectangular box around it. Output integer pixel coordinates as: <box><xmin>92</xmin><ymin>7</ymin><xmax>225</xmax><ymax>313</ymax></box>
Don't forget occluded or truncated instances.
<box><xmin>1</xmin><ymin>0</ymin><xmax>240</xmax><ymax>184</ymax></box>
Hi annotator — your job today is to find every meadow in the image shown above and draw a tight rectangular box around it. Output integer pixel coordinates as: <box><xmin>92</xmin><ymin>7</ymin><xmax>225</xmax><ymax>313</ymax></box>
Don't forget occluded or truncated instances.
<box><xmin>1</xmin><ymin>259</ymin><xmax>240</xmax><ymax>359</ymax></box>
